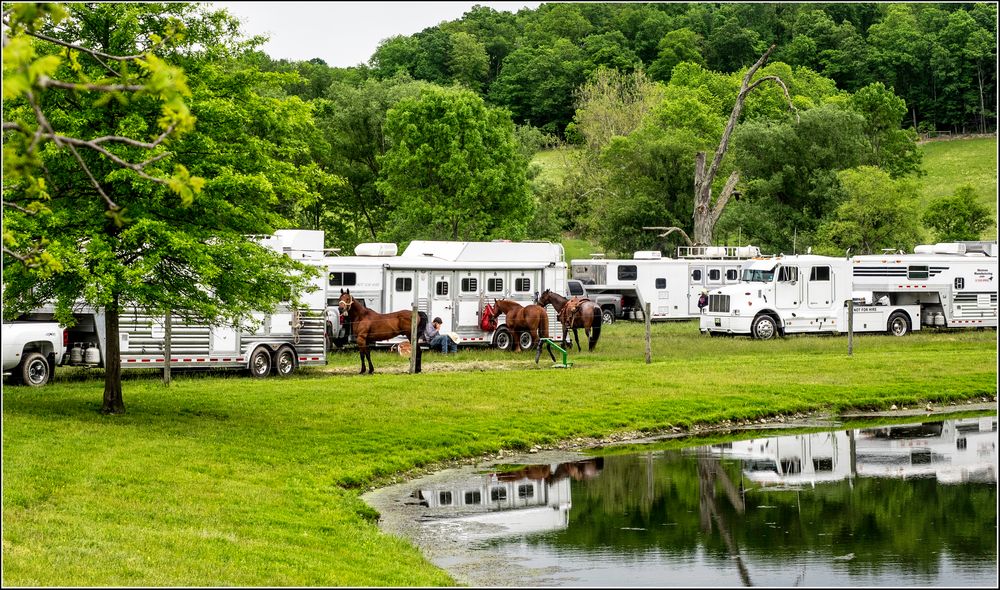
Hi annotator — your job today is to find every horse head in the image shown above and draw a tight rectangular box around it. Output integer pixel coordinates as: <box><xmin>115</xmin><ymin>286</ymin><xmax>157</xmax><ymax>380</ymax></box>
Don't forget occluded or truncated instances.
<box><xmin>337</xmin><ymin>289</ymin><xmax>355</xmax><ymax>316</ymax></box>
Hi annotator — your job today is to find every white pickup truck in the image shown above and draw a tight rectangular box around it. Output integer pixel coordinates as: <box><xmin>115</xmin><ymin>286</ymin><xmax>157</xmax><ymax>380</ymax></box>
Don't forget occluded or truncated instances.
<box><xmin>2</xmin><ymin>321</ymin><xmax>65</xmax><ymax>386</ymax></box>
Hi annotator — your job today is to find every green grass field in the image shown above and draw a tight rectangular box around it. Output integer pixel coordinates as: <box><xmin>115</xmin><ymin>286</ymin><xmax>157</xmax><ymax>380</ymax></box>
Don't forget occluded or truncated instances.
<box><xmin>3</xmin><ymin>322</ymin><xmax>996</xmax><ymax>586</ymax></box>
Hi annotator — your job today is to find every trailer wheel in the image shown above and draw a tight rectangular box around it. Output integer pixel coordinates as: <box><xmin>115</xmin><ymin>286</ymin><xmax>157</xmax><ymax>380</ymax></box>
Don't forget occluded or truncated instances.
<box><xmin>273</xmin><ymin>346</ymin><xmax>296</xmax><ymax>377</ymax></box>
<box><xmin>248</xmin><ymin>346</ymin><xmax>272</xmax><ymax>378</ymax></box>
<box><xmin>751</xmin><ymin>314</ymin><xmax>778</xmax><ymax>340</ymax></box>
<box><xmin>601</xmin><ymin>307</ymin><xmax>616</xmax><ymax>325</ymax></box>
<box><xmin>19</xmin><ymin>352</ymin><xmax>50</xmax><ymax>387</ymax></box>
<box><xmin>887</xmin><ymin>312</ymin><xmax>910</xmax><ymax>337</ymax></box>
<box><xmin>519</xmin><ymin>331</ymin><xmax>535</xmax><ymax>351</ymax></box>
<box><xmin>493</xmin><ymin>327</ymin><xmax>513</xmax><ymax>352</ymax></box>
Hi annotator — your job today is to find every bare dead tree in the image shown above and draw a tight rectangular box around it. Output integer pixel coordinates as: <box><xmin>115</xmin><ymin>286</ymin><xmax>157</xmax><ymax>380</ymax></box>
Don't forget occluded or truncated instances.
<box><xmin>649</xmin><ymin>44</ymin><xmax>799</xmax><ymax>247</ymax></box>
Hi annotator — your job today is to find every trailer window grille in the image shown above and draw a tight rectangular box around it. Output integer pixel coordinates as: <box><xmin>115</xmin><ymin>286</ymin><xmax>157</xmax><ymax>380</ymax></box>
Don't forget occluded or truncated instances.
<box><xmin>435</xmin><ymin>281</ymin><xmax>449</xmax><ymax>296</ymax></box>
<box><xmin>955</xmin><ymin>277</ymin><xmax>964</xmax><ymax>289</ymax></box>
<box><xmin>517</xmin><ymin>484</ymin><xmax>534</xmax><ymax>499</ymax></box>
<box><xmin>907</xmin><ymin>265</ymin><xmax>929</xmax><ymax>280</ymax></box>
<box><xmin>655</xmin><ymin>278</ymin><xmax>666</xmax><ymax>289</ymax></box>
<box><xmin>395</xmin><ymin>277</ymin><xmax>412</xmax><ymax>292</ymax></box>
<box><xmin>328</xmin><ymin>271</ymin><xmax>357</xmax><ymax>286</ymax></box>
<box><xmin>490</xmin><ymin>487</ymin><xmax>507</xmax><ymax>502</ymax></box>
<box><xmin>461</xmin><ymin>278</ymin><xmax>478</xmax><ymax>292</ymax></box>
<box><xmin>708</xmin><ymin>294</ymin><xmax>730</xmax><ymax>313</ymax></box>
<box><xmin>487</xmin><ymin>278</ymin><xmax>504</xmax><ymax>292</ymax></box>
<box><xmin>617</xmin><ymin>265</ymin><xmax>637</xmax><ymax>280</ymax></box>
<box><xmin>514</xmin><ymin>278</ymin><xmax>531</xmax><ymax>292</ymax></box>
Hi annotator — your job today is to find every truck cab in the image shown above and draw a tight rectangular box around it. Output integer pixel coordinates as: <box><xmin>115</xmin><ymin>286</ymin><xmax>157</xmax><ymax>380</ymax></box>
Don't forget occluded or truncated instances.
<box><xmin>2</xmin><ymin>321</ymin><xmax>65</xmax><ymax>386</ymax></box>
<box><xmin>567</xmin><ymin>279</ymin><xmax>623</xmax><ymax>324</ymax></box>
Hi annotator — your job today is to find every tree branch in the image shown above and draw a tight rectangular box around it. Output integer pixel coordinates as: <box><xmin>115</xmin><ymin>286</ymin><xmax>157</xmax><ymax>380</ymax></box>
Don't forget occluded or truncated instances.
<box><xmin>710</xmin><ymin>172</ymin><xmax>740</xmax><ymax>225</ymax></box>
<box><xmin>642</xmin><ymin>226</ymin><xmax>694</xmax><ymax>246</ymax></box>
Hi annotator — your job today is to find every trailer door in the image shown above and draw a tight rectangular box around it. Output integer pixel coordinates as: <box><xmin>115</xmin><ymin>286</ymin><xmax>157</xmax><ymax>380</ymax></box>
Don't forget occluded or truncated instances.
<box><xmin>429</xmin><ymin>272</ymin><xmax>456</xmax><ymax>331</ymax></box>
<box><xmin>456</xmin><ymin>272</ymin><xmax>484</xmax><ymax>338</ymax></box>
<box><xmin>388</xmin><ymin>272</ymin><xmax>417</xmax><ymax>314</ymax></box>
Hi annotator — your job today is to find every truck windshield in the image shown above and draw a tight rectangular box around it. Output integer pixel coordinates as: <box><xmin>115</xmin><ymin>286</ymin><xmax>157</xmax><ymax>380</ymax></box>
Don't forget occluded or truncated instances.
<box><xmin>741</xmin><ymin>268</ymin><xmax>775</xmax><ymax>282</ymax></box>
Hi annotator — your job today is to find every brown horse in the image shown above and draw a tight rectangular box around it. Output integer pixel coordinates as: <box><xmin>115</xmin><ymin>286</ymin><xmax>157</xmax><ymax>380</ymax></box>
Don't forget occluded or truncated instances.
<box><xmin>337</xmin><ymin>289</ymin><xmax>427</xmax><ymax>374</ymax></box>
<box><xmin>536</xmin><ymin>289</ymin><xmax>603</xmax><ymax>352</ymax></box>
<box><xmin>492</xmin><ymin>298</ymin><xmax>551</xmax><ymax>353</ymax></box>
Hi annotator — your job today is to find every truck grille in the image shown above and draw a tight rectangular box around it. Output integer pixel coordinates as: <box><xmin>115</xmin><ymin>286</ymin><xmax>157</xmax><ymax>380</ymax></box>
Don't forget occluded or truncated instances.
<box><xmin>708</xmin><ymin>294</ymin><xmax>730</xmax><ymax>313</ymax></box>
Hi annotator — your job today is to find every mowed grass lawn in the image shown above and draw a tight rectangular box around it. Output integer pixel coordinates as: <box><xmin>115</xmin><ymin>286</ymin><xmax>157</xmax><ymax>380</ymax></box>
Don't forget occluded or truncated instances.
<box><xmin>3</xmin><ymin>322</ymin><xmax>997</xmax><ymax>586</ymax></box>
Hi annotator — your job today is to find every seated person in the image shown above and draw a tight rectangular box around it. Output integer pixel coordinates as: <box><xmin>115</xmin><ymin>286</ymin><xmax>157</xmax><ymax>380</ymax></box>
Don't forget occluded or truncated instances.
<box><xmin>423</xmin><ymin>317</ymin><xmax>458</xmax><ymax>353</ymax></box>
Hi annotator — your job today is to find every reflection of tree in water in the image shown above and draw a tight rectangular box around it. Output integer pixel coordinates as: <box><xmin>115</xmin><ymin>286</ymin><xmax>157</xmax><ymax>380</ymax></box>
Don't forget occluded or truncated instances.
<box><xmin>529</xmin><ymin>450</ymin><xmax>996</xmax><ymax>576</ymax></box>
<box><xmin>698</xmin><ymin>454</ymin><xmax>751</xmax><ymax>586</ymax></box>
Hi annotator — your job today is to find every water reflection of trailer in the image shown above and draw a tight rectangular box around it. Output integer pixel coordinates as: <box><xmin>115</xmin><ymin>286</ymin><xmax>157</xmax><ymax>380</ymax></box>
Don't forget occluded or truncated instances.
<box><xmin>854</xmin><ymin>417</ymin><xmax>997</xmax><ymax>483</ymax></box>
<box><xmin>706</xmin><ymin>430</ymin><xmax>853</xmax><ymax>488</ymax></box>
<box><xmin>413</xmin><ymin>460</ymin><xmax>602</xmax><ymax>541</ymax></box>
<box><xmin>323</xmin><ymin>240</ymin><xmax>567</xmax><ymax>350</ymax></box>
<box><xmin>570</xmin><ymin>246</ymin><xmax>760</xmax><ymax>321</ymax></box>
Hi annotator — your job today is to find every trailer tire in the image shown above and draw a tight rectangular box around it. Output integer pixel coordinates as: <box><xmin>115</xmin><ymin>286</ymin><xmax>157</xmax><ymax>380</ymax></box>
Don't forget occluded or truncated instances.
<box><xmin>19</xmin><ymin>352</ymin><xmax>50</xmax><ymax>387</ymax></box>
<box><xmin>887</xmin><ymin>312</ymin><xmax>910</xmax><ymax>337</ymax></box>
<box><xmin>751</xmin><ymin>314</ymin><xmax>779</xmax><ymax>340</ymax></box>
<box><xmin>601</xmin><ymin>307</ymin><xmax>616</xmax><ymax>325</ymax></box>
<box><xmin>519</xmin><ymin>331</ymin><xmax>535</xmax><ymax>351</ymax></box>
<box><xmin>273</xmin><ymin>346</ymin><xmax>296</xmax><ymax>377</ymax></box>
<box><xmin>248</xmin><ymin>346</ymin><xmax>272</xmax><ymax>378</ymax></box>
<box><xmin>493</xmin><ymin>327</ymin><xmax>513</xmax><ymax>352</ymax></box>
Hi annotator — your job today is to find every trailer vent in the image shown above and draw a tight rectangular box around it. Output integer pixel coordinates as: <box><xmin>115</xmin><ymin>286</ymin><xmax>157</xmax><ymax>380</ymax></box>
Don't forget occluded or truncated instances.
<box><xmin>708</xmin><ymin>294</ymin><xmax>730</xmax><ymax>313</ymax></box>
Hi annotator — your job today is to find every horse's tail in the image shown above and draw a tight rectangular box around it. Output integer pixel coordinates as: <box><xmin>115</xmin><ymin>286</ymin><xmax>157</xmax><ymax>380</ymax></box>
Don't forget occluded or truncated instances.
<box><xmin>589</xmin><ymin>306</ymin><xmax>602</xmax><ymax>351</ymax></box>
<box><xmin>416</xmin><ymin>311</ymin><xmax>428</xmax><ymax>341</ymax></box>
<box><xmin>541</xmin><ymin>308</ymin><xmax>550</xmax><ymax>339</ymax></box>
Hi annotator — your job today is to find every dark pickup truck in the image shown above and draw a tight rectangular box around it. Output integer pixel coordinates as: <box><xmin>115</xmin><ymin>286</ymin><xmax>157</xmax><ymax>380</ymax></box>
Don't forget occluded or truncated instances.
<box><xmin>567</xmin><ymin>279</ymin><xmax>625</xmax><ymax>324</ymax></box>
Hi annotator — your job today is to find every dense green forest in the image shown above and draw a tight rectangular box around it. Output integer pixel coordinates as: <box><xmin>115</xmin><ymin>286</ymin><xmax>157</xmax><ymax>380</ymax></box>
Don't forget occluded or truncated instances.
<box><xmin>261</xmin><ymin>1</ymin><xmax>997</xmax><ymax>255</ymax></box>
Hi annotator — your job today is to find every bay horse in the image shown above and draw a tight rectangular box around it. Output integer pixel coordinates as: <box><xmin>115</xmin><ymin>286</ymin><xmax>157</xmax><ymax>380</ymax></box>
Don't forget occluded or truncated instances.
<box><xmin>491</xmin><ymin>299</ymin><xmax>553</xmax><ymax>358</ymax></box>
<box><xmin>337</xmin><ymin>289</ymin><xmax>427</xmax><ymax>374</ymax></box>
<box><xmin>536</xmin><ymin>289</ymin><xmax>603</xmax><ymax>352</ymax></box>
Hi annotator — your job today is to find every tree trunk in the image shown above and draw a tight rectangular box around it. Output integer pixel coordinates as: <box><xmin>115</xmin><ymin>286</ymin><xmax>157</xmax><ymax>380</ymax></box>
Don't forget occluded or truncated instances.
<box><xmin>691</xmin><ymin>44</ymin><xmax>796</xmax><ymax>246</ymax></box>
<box><xmin>101</xmin><ymin>293</ymin><xmax>125</xmax><ymax>414</ymax></box>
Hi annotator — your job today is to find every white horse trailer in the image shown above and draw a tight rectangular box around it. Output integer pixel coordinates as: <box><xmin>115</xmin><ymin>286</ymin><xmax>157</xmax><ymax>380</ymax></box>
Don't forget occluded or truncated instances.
<box><xmin>851</xmin><ymin>242</ymin><xmax>997</xmax><ymax>329</ymax></box>
<box><xmin>323</xmin><ymin>240</ymin><xmax>568</xmax><ymax>350</ymax></box>
<box><xmin>570</xmin><ymin>245</ymin><xmax>761</xmax><ymax>320</ymax></box>
<box><xmin>13</xmin><ymin>230</ymin><xmax>329</xmax><ymax>381</ymax></box>
<box><xmin>700</xmin><ymin>254</ymin><xmax>922</xmax><ymax>339</ymax></box>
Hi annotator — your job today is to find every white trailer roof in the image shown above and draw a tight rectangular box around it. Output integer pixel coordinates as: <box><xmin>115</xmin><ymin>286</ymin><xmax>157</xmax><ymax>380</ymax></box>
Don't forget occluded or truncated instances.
<box><xmin>401</xmin><ymin>240</ymin><xmax>564</xmax><ymax>264</ymax></box>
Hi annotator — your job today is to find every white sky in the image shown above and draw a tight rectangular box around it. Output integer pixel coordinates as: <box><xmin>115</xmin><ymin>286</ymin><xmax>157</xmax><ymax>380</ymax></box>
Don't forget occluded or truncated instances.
<box><xmin>212</xmin><ymin>2</ymin><xmax>542</xmax><ymax>68</ymax></box>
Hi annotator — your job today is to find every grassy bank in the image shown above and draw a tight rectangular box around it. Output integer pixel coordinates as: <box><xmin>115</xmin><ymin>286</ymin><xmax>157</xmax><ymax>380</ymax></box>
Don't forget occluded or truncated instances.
<box><xmin>3</xmin><ymin>322</ymin><xmax>996</xmax><ymax>586</ymax></box>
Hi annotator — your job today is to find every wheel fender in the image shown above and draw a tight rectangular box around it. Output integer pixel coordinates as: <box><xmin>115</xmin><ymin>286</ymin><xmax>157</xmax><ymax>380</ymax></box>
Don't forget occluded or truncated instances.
<box><xmin>754</xmin><ymin>310</ymin><xmax>784</xmax><ymax>333</ymax></box>
<box><xmin>242</xmin><ymin>341</ymin><xmax>277</xmax><ymax>369</ymax></box>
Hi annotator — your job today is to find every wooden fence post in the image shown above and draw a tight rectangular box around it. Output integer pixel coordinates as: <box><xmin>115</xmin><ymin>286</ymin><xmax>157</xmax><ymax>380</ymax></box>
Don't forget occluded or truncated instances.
<box><xmin>410</xmin><ymin>303</ymin><xmax>419</xmax><ymax>374</ymax></box>
<box><xmin>644</xmin><ymin>302</ymin><xmax>652</xmax><ymax>364</ymax></box>
<box><xmin>847</xmin><ymin>300</ymin><xmax>854</xmax><ymax>357</ymax></box>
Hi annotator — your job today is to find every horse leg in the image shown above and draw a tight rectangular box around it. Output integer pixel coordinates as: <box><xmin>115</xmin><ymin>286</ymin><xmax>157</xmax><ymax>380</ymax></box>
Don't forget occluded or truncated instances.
<box><xmin>358</xmin><ymin>346</ymin><xmax>367</xmax><ymax>374</ymax></box>
<box><xmin>573</xmin><ymin>327</ymin><xmax>582</xmax><ymax>352</ymax></box>
<box><xmin>366</xmin><ymin>348</ymin><xmax>374</xmax><ymax>374</ymax></box>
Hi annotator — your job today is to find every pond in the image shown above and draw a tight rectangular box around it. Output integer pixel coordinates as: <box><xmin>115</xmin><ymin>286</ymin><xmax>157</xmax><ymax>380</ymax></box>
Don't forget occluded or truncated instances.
<box><xmin>365</xmin><ymin>413</ymin><xmax>998</xmax><ymax>587</ymax></box>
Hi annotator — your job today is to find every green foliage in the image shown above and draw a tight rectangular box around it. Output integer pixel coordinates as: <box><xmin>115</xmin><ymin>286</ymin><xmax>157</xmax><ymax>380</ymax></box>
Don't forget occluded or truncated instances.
<box><xmin>849</xmin><ymin>82</ymin><xmax>923</xmax><ymax>177</ymax></box>
<box><xmin>647</xmin><ymin>27</ymin><xmax>705</xmax><ymax>82</ymax></box>
<box><xmin>815</xmin><ymin>166</ymin><xmax>926</xmax><ymax>255</ymax></box>
<box><xmin>377</xmin><ymin>86</ymin><xmax>533</xmax><ymax>243</ymax></box>
<box><xmin>922</xmin><ymin>186</ymin><xmax>995</xmax><ymax>242</ymax></box>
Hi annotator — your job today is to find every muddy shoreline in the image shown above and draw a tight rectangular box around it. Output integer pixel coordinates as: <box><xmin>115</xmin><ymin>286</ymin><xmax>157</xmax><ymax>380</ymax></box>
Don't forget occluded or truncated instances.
<box><xmin>362</xmin><ymin>400</ymin><xmax>996</xmax><ymax>586</ymax></box>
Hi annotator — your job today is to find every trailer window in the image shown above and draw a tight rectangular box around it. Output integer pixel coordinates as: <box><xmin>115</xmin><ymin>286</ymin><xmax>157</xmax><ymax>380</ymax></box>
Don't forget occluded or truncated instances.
<box><xmin>517</xmin><ymin>484</ymin><xmax>534</xmax><ymax>499</ymax></box>
<box><xmin>328</xmin><ymin>271</ymin><xmax>357</xmax><ymax>286</ymax></box>
<box><xmin>908</xmin><ymin>265</ymin><xmax>929</xmax><ymax>280</ymax></box>
<box><xmin>490</xmin><ymin>487</ymin><xmax>507</xmax><ymax>502</ymax></box>
<box><xmin>691</xmin><ymin>269</ymin><xmax>702</xmax><ymax>282</ymax></box>
<box><xmin>514</xmin><ymin>278</ymin><xmax>531</xmax><ymax>292</ymax></box>
<box><xmin>726</xmin><ymin>269</ymin><xmax>739</xmax><ymax>281</ymax></box>
<box><xmin>461</xmin><ymin>277</ymin><xmax>478</xmax><ymax>292</ymax></box>
<box><xmin>809</xmin><ymin>266</ymin><xmax>831</xmax><ymax>281</ymax></box>
<box><xmin>487</xmin><ymin>278</ymin><xmax>504</xmax><ymax>292</ymax></box>
<box><xmin>464</xmin><ymin>490</ymin><xmax>482</xmax><ymax>505</ymax></box>
<box><xmin>778</xmin><ymin>266</ymin><xmax>799</xmax><ymax>282</ymax></box>
<box><xmin>395</xmin><ymin>277</ymin><xmax>412</xmax><ymax>292</ymax></box>
<box><xmin>435</xmin><ymin>281</ymin><xmax>449</xmax><ymax>296</ymax></box>
<box><xmin>438</xmin><ymin>491</ymin><xmax>452</xmax><ymax>506</ymax></box>
<box><xmin>955</xmin><ymin>277</ymin><xmax>964</xmax><ymax>289</ymax></box>
<box><xmin>708</xmin><ymin>268</ymin><xmax>721</xmax><ymax>282</ymax></box>
<box><xmin>655</xmin><ymin>278</ymin><xmax>666</xmax><ymax>289</ymax></box>
<box><xmin>617</xmin><ymin>265</ymin><xmax>637</xmax><ymax>281</ymax></box>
